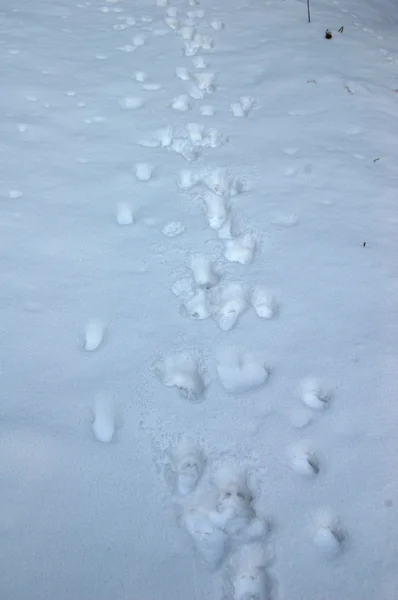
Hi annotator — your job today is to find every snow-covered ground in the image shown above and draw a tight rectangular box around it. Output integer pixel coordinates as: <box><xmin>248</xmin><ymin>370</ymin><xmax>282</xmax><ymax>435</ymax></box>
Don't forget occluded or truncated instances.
<box><xmin>1</xmin><ymin>0</ymin><xmax>398</xmax><ymax>597</ymax></box>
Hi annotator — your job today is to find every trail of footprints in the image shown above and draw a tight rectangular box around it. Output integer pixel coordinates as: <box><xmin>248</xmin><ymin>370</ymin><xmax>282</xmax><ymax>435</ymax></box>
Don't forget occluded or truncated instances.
<box><xmin>80</xmin><ymin>0</ymin><xmax>347</xmax><ymax>597</ymax></box>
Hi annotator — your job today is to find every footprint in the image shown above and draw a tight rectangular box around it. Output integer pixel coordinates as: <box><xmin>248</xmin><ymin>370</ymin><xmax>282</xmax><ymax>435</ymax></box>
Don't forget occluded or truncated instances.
<box><xmin>134</xmin><ymin>70</ymin><xmax>148</xmax><ymax>82</ymax></box>
<box><xmin>154</xmin><ymin>352</ymin><xmax>207</xmax><ymax>402</ymax></box>
<box><xmin>190</xmin><ymin>254</ymin><xmax>219</xmax><ymax>288</ymax></box>
<box><xmin>152</xmin><ymin>27</ymin><xmax>170</xmax><ymax>37</ymax></box>
<box><xmin>172</xmin><ymin>277</ymin><xmax>195</xmax><ymax>301</ymax></box>
<box><xmin>188</xmin><ymin>8</ymin><xmax>205</xmax><ymax>17</ymax></box>
<box><xmin>92</xmin><ymin>393</ymin><xmax>116</xmax><ymax>443</ymax></box>
<box><xmin>132</xmin><ymin>34</ymin><xmax>146</xmax><ymax>46</ymax></box>
<box><xmin>210</xmin><ymin>19</ymin><xmax>224</xmax><ymax>31</ymax></box>
<box><xmin>162</xmin><ymin>221</ymin><xmax>185</xmax><ymax>237</ymax></box>
<box><xmin>271</xmin><ymin>213</ymin><xmax>298</xmax><ymax>228</ymax></box>
<box><xmin>284</xmin><ymin>147</ymin><xmax>299</xmax><ymax>156</ymax></box>
<box><xmin>119</xmin><ymin>96</ymin><xmax>145</xmax><ymax>109</ymax></box>
<box><xmin>170</xmin><ymin>94</ymin><xmax>192</xmax><ymax>112</ymax></box>
<box><xmin>177</xmin><ymin>169</ymin><xmax>201</xmax><ymax>189</ymax></box>
<box><xmin>230</xmin><ymin>96</ymin><xmax>255</xmax><ymax>117</ymax></box>
<box><xmin>183</xmin><ymin>508</ymin><xmax>229</xmax><ymax>569</ymax></box>
<box><xmin>192</xmin><ymin>55</ymin><xmax>207</xmax><ymax>69</ymax></box>
<box><xmin>117</xmin><ymin>44</ymin><xmax>136</xmax><ymax>52</ymax></box>
<box><xmin>203</xmin><ymin>191</ymin><xmax>229</xmax><ymax>230</ymax></box>
<box><xmin>216</xmin><ymin>346</ymin><xmax>269</xmax><ymax>393</ymax></box>
<box><xmin>176</xmin><ymin>66</ymin><xmax>191</xmax><ymax>81</ymax></box>
<box><xmin>200</xmin><ymin>104</ymin><xmax>215</xmax><ymax>116</ymax></box>
<box><xmin>153</xmin><ymin>126</ymin><xmax>174</xmax><ymax>148</ymax></box>
<box><xmin>211</xmin><ymin>466</ymin><xmax>257</xmax><ymax>536</ymax></box>
<box><xmin>116</xmin><ymin>202</ymin><xmax>134</xmax><ymax>225</ymax></box>
<box><xmin>165</xmin><ymin>16</ymin><xmax>180</xmax><ymax>30</ymax></box>
<box><xmin>186</xmin><ymin>122</ymin><xmax>205</xmax><ymax>144</ymax></box>
<box><xmin>179</xmin><ymin>25</ymin><xmax>196</xmax><ymax>40</ymax></box>
<box><xmin>83</xmin><ymin>319</ymin><xmax>106</xmax><ymax>351</ymax></box>
<box><xmin>169</xmin><ymin>438</ymin><xmax>206</xmax><ymax>496</ymax></box>
<box><xmin>204</xmin><ymin>168</ymin><xmax>242</xmax><ymax>198</ymax></box>
<box><xmin>8</xmin><ymin>190</ymin><xmax>23</xmax><ymax>199</ymax></box>
<box><xmin>284</xmin><ymin>166</ymin><xmax>298</xmax><ymax>177</ymax></box>
<box><xmin>288</xmin><ymin>443</ymin><xmax>320</xmax><ymax>476</ymax></box>
<box><xmin>142</xmin><ymin>82</ymin><xmax>162</xmax><ymax>91</ymax></box>
<box><xmin>300</xmin><ymin>378</ymin><xmax>330</xmax><ymax>410</ymax></box>
<box><xmin>313</xmin><ymin>515</ymin><xmax>345</xmax><ymax>557</ymax></box>
<box><xmin>195</xmin><ymin>34</ymin><xmax>214</xmax><ymax>50</ymax></box>
<box><xmin>181</xmin><ymin>288</ymin><xmax>212</xmax><ymax>320</ymax></box>
<box><xmin>193</xmin><ymin>72</ymin><xmax>217</xmax><ymax>94</ymax></box>
<box><xmin>213</xmin><ymin>283</ymin><xmax>248</xmax><ymax>331</ymax></box>
<box><xmin>135</xmin><ymin>162</ymin><xmax>154</xmax><ymax>181</ymax></box>
<box><xmin>224</xmin><ymin>234</ymin><xmax>256</xmax><ymax>265</ymax></box>
<box><xmin>171</xmin><ymin>138</ymin><xmax>200</xmax><ymax>162</ymax></box>
<box><xmin>251</xmin><ymin>287</ymin><xmax>278</xmax><ymax>319</ymax></box>
<box><xmin>228</xmin><ymin>543</ymin><xmax>270</xmax><ymax>600</ymax></box>
<box><xmin>217</xmin><ymin>217</ymin><xmax>234</xmax><ymax>240</ymax></box>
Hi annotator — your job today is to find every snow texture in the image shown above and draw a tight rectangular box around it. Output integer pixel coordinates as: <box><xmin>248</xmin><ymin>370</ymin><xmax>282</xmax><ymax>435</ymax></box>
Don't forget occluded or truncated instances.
<box><xmin>2</xmin><ymin>0</ymin><xmax>398</xmax><ymax>598</ymax></box>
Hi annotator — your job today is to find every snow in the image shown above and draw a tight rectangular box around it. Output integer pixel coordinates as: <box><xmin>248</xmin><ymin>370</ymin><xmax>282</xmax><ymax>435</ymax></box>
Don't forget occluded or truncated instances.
<box><xmin>1</xmin><ymin>0</ymin><xmax>398</xmax><ymax>597</ymax></box>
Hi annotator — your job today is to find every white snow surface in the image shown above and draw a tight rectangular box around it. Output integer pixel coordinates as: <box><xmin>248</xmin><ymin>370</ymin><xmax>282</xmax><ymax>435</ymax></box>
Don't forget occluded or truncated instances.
<box><xmin>1</xmin><ymin>0</ymin><xmax>398</xmax><ymax>598</ymax></box>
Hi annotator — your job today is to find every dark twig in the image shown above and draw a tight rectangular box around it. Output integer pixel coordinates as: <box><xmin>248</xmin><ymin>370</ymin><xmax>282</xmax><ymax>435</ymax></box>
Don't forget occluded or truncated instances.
<box><xmin>307</xmin><ymin>0</ymin><xmax>311</xmax><ymax>23</ymax></box>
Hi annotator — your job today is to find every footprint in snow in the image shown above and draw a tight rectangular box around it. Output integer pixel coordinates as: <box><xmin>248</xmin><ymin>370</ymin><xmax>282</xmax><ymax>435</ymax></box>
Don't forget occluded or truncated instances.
<box><xmin>284</xmin><ymin>147</ymin><xmax>299</xmax><ymax>156</ymax></box>
<box><xmin>300</xmin><ymin>378</ymin><xmax>331</xmax><ymax>410</ymax></box>
<box><xmin>83</xmin><ymin>319</ymin><xmax>106</xmax><ymax>351</ymax></box>
<box><xmin>190</xmin><ymin>254</ymin><xmax>219</xmax><ymax>288</ymax></box>
<box><xmin>132</xmin><ymin>33</ymin><xmax>146</xmax><ymax>46</ymax></box>
<box><xmin>178</xmin><ymin>25</ymin><xmax>196</xmax><ymax>41</ymax></box>
<box><xmin>8</xmin><ymin>190</ymin><xmax>23</xmax><ymax>199</ymax></box>
<box><xmin>284</xmin><ymin>166</ymin><xmax>298</xmax><ymax>177</ymax></box>
<box><xmin>168</xmin><ymin>438</ymin><xmax>206</xmax><ymax>496</ymax></box>
<box><xmin>216</xmin><ymin>346</ymin><xmax>269</xmax><ymax>394</ymax></box>
<box><xmin>287</xmin><ymin>442</ymin><xmax>320</xmax><ymax>477</ymax></box>
<box><xmin>204</xmin><ymin>168</ymin><xmax>243</xmax><ymax>199</ymax></box>
<box><xmin>176</xmin><ymin>66</ymin><xmax>191</xmax><ymax>81</ymax></box>
<box><xmin>142</xmin><ymin>82</ymin><xmax>162</xmax><ymax>91</ymax></box>
<box><xmin>92</xmin><ymin>393</ymin><xmax>116</xmax><ymax>443</ymax></box>
<box><xmin>313</xmin><ymin>513</ymin><xmax>346</xmax><ymax>557</ymax></box>
<box><xmin>187</xmin><ymin>9</ymin><xmax>205</xmax><ymax>18</ymax></box>
<box><xmin>192</xmin><ymin>55</ymin><xmax>207</xmax><ymax>69</ymax></box>
<box><xmin>117</xmin><ymin>44</ymin><xmax>136</xmax><ymax>52</ymax></box>
<box><xmin>116</xmin><ymin>202</ymin><xmax>134</xmax><ymax>225</ymax></box>
<box><xmin>212</xmin><ymin>282</ymin><xmax>248</xmax><ymax>331</ymax></box>
<box><xmin>162</xmin><ymin>221</ymin><xmax>185</xmax><ymax>237</ymax></box>
<box><xmin>154</xmin><ymin>352</ymin><xmax>207</xmax><ymax>402</ymax></box>
<box><xmin>200</xmin><ymin>104</ymin><xmax>215</xmax><ymax>116</ymax></box>
<box><xmin>203</xmin><ymin>190</ymin><xmax>230</xmax><ymax>231</ymax></box>
<box><xmin>230</xmin><ymin>96</ymin><xmax>255</xmax><ymax>117</ymax></box>
<box><xmin>193</xmin><ymin>72</ymin><xmax>217</xmax><ymax>94</ymax></box>
<box><xmin>227</xmin><ymin>542</ymin><xmax>270</xmax><ymax>600</ymax></box>
<box><xmin>134</xmin><ymin>70</ymin><xmax>148</xmax><ymax>82</ymax></box>
<box><xmin>250</xmin><ymin>287</ymin><xmax>278</xmax><ymax>319</ymax></box>
<box><xmin>165</xmin><ymin>17</ymin><xmax>180</xmax><ymax>31</ymax></box>
<box><xmin>120</xmin><ymin>96</ymin><xmax>145</xmax><ymax>109</ymax></box>
<box><xmin>166</xmin><ymin>6</ymin><xmax>178</xmax><ymax>16</ymax></box>
<box><xmin>180</xmin><ymin>288</ymin><xmax>212</xmax><ymax>320</ymax></box>
<box><xmin>177</xmin><ymin>168</ymin><xmax>201</xmax><ymax>190</ymax></box>
<box><xmin>170</xmin><ymin>94</ymin><xmax>192</xmax><ymax>112</ymax></box>
<box><xmin>224</xmin><ymin>234</ymin><xmax>256</xmax><ymax>265</ymax></box>
<box><xmin>151</xmin><ymin>27</ymin><xmax>170</xmax><ymax>36</ymax></box>
<box><xmin>210</xmin><ymin>19</ymin><xmax>225</xmax><ymax>31</ymax></box>
<box><xmin>135</xmin><ymin>162</ymin><xmax>154</xmax><ymax>181</ymax></box>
